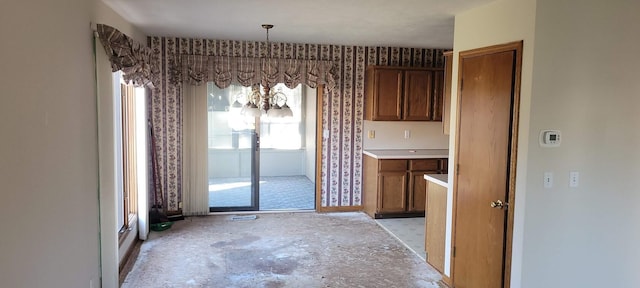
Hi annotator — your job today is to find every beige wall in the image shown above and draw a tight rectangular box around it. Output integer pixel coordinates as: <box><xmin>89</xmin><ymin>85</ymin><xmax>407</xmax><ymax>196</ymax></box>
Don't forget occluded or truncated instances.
<box><xmin>451</xmin><ymin>0</ymin><xmax>537</xmax><ymax>283</ymax></box>
<box><xmin>453</xmin><ymin>0</ymin><xmax>640</xmax><ymax>287</ymax></box>
<box><xmin>0</xmin><ymin>0</ymin><xmax>145</xmax><ymax>287</ymax></box>
<box><xmin>362</xmin><ymin>121</ymin><xmax>449</xmax><ymax>150</ymax></box>
<box><xmin>521</xmin><ymin>0</ymin><xmax>640</xmax><ymax>287</ymax></box>
<box><xmin>93</xmin><ymin>1</ymin><xmax>147</xmax><ymax>287</ymax></box>
<box><xmin>0</xmin><ymin>0</ymin><xmax>99</xmax><ymax>287</ymax></box>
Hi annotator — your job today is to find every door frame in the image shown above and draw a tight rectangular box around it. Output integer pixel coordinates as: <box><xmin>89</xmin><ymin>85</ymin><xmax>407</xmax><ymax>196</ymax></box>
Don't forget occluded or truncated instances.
<box><xmin>315</xmin><ymin>86</ymin><xmax>324</xmax><ymax>211</ymax></box>
<box><xmin>450</xmin><ymin>41</ymin><xmax>522</xmax><ymax>288</ymax></box>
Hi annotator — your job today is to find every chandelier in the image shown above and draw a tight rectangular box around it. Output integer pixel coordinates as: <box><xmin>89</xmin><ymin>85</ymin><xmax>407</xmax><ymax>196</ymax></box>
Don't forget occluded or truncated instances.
<box><xmin>236</xmin><ymin>24</ymin><xmax>293</xmax><ymax>118</ymax></box>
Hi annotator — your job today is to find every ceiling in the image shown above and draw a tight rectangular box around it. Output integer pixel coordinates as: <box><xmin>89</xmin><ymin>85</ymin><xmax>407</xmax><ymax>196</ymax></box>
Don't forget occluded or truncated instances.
<box><xmin>102</xmin><ymin>0</ymin><xmax>495</xmax><ymax>48</ymax></box>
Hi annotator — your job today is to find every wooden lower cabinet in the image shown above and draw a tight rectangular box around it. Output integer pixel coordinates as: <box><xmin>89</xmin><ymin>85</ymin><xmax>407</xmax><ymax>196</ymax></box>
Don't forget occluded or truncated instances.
<box><xmin>409</xmin><ymin>171</ymin><xmax>427</xmax><ymax>212</ymax></box>
<box><xmin>379</xmin><ymin>171</ymin><xmax>407</xmax><ymax>213</ymax></box>
<box><xmin>363</xmin><ymin>155</ymin><xmax>447</xmax><ymax>218</ymax></box>
<box><xmin>425</xmin><ymin>181</ymin><xmax>447</xmax><ymax>274</ymax></box>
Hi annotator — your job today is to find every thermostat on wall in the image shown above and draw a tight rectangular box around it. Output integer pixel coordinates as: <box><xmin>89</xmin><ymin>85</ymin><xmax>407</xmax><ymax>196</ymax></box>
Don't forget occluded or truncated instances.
<box><xmin>539</xmin><ymin>130</ymin><xmax>561</xmax><ymax>147</ymax></box>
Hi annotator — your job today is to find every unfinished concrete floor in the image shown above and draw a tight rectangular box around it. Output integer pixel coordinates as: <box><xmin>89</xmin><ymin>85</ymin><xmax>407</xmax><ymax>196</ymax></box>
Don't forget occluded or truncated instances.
<box><xmin>122</xmin><ymin>212</ymin><xmax>444</xmax><ymax>287</ymax></box>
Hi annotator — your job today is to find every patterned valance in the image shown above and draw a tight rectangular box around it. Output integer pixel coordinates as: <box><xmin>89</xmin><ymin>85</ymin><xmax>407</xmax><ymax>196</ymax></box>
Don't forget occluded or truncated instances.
<box><xmin>177</xmin><ymin>55</ymin><xmax>338</xmax><ymax>91</ymax></box>
<box><xmin>96</xmin><ymin>24</ymin><xmax>158</xmax><ymax>87</ymax></box>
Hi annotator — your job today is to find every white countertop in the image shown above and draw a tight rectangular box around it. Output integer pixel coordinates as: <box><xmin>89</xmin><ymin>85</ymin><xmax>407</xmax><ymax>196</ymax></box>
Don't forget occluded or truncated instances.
<box><xmin>424</xmin><ymin>174</ymin><xmax>448</xmax><ymax>187</ymax></box>
<box><xmin>362</xmin><ymin>149</ymin><xmax>449</xmax><ymax>159</ymax></box>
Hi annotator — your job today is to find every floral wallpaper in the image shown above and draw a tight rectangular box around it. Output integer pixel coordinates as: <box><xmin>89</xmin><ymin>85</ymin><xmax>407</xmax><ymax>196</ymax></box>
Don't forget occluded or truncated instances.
<box><xmin>149</xmin><ymin>36</ymin><xmax>444</xmax><ymax>212</ymax></box>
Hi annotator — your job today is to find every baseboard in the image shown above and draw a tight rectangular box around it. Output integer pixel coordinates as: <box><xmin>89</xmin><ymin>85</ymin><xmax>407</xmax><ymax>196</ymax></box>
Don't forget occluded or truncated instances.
<box><xmin>119</xmin><ymin>238</ymin><xmax>142</xmax><ymax>285</ymax></box>
<box><xmin>316</xmin><ymin>205</ymin><xmax>363</xmax><ymax>212</ymax></box>
<box><xmin>374</xmin><ymin>212</ymin><xmax>424</xmax><ymax>219</ymax></box>
<box><xmin>167</xmin><ymin>214</ymin><xmax>185</xmax><ymax>221</ymax></box>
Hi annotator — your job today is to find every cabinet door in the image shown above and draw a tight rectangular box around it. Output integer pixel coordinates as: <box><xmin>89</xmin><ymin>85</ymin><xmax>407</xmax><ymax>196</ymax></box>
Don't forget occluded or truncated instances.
<box><xmin>440</xmin><ymin>159</ymin><xmax>449</xmax><ymax>173</ymax></box>
<box><xmin>425</xmin><ymin>181</ymin><xmax>447</xmax><ymax>273</ymax></box>
<box><xmin>443</xmin><ymin>51</ymin><xmax>453</xmax><ymax>134</ymax></box>
<box><xmin>410</xmin><ymin>159</ymin><xmax>440</xmax><ymax>171</ymax></box>
<box><xmin>371</xmin><ymin>69</ymin><xmax>403</xmax><ymax>120</ymax></box>
<box><xmin>432</xmin><ymin>70</ymin><xmax>444</xmax><ymax>121</ymax></box>
<box><xmin>403</xmin><ymin>70</ymin><xmax>432</xmax><ymax>120</ymax></box>
<box><xmin>378</xmin><ymin>171</ymin><xmax>407</xmax><ymax>213</ymax></box>
<box><xmin>408</xmin><ymin>171</ymin><xmax>427</xmax><ymax>212</ymax></box>
<box><xmin>380</xmin><ymin>159</ymin><xmax>407</xmax><ymax>171</ymax></box>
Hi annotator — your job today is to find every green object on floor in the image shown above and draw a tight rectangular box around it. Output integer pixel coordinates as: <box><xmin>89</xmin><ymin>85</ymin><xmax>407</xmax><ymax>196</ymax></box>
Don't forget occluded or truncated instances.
<box><xmin>150</xmin><ymin>222</ymin><xmax>173</xmax><ymax>231</ymax></box>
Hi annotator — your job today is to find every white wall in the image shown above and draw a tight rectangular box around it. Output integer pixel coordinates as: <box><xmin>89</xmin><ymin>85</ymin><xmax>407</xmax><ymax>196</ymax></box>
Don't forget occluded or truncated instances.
<box><xmin>95</xmin><ymin>0</ymin><xmax>147</xmax><ymax>43</ymax></box>
<box><xmin>209</xmin><ymin>149</ymin><xmax>306</xmax><ymax>178</ymax></box>
<box><xmin>362</xmin><ymin>121</ymin><xmax>449</xmax><ymax>150</ymax></box>
<box><xmin>452</xmin><ymin>0</ymin><xmax>537</xmax><ymax>284</ymax></box>
<box><xmin>0</xmin><ymin>0</ymin><xmax>100</xmax><ymax>287</ymax></box>
<box><xmin>521</xmin><ymin>1</ymin><xmax>640</xmax><ymax>287</ymax></box>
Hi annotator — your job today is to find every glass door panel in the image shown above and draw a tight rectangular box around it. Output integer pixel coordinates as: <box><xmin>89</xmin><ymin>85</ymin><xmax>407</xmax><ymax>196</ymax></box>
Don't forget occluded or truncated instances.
<box><xmin>208</xmin><ymin>83</ymin><xmax>258</xmax><ymax>211</ymax></box>
<box><xmin>207</xmin><ymin>82</ymin><xmax>315</xmax><ymax>211</ymax></box>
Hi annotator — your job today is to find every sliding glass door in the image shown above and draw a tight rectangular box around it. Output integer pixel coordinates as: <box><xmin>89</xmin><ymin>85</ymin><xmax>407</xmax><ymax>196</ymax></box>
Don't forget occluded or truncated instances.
<box><xmin>207</xmin><ymin>82</ymin><xmax>315</xmax><ymax>212</ymax></box>
<box><xmin>208</xmin><ymin>84</ymin><xmax>259</xmax><ymax>211</ymax></box>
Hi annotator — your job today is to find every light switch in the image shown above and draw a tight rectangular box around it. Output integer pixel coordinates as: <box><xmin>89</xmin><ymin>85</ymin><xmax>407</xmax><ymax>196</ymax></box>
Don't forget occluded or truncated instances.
<box><xmin>543</xmin><ymin>172</ymin><xmax>553</xmax><ymax>188</ymax></box>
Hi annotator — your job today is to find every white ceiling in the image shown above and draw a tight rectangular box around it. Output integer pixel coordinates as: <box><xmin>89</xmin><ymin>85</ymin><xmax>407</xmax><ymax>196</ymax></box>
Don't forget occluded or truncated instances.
<box><xmin>102</xmin><ymin>0</ymin><xmax>495</xmax><ymax>48</ymax></box>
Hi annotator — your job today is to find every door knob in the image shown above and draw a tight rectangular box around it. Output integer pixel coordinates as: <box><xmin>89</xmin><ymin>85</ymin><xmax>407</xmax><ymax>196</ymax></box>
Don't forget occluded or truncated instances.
<box><xmin>490</xmin><ymin>200</ymin><xmax>508</xmax><ymax>209</ymax></box>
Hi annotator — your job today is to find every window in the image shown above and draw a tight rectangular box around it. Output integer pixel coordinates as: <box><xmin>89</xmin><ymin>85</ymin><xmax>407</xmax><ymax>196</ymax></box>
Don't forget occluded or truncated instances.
<box><xmin>207</xmin><ymin>82</ymin><xmax>305</xmax><ymax>150</ymax></box>
<box><xmin>115</xmin><ymin>71</ymin><xmax>141</xmax><ymax>234</ymax></box>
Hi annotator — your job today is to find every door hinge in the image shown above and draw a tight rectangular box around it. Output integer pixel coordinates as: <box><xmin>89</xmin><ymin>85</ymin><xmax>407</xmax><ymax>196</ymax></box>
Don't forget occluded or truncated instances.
<box><xmin>456</xmin><ymin>164</ymin><xmax>459</xmax><ymax>175</ymax></box>
<box><xmin>460</xmin><ymin>78</ymin><xmax>464</xmax><ymax>90</ymax></box>
<box><xmin>453</xmin><ymin>246</ymin><xmax>456</xmax><ymax>257</ymax></box>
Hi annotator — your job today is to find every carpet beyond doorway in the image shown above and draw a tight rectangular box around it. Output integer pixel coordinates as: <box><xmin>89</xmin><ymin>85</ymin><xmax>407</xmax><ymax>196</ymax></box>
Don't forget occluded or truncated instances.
<box><xmin>210</xmin><ymin>176</ymin><xmax>315</xmax><ymax>210</ymax></box>
<box><xmin>121</xmin><ymin>212</ymin><xmax>444</xmax><ymax>287</ymax></box>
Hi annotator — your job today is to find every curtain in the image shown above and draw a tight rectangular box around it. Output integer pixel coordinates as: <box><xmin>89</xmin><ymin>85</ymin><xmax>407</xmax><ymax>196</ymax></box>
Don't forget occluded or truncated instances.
<box><xmin>96</xmin><ymin>24</ymin><xmax>158</xmax><ymax>87</ymax></box>
<box><xmin>182</xmin><ymin>84</ymin><xmax>210</xmax><ymax>215</ymax></box>
<box><xmin>174</xmin><ymin>55</ymin><xmax>337</xmax><ymax>91</ymax></box>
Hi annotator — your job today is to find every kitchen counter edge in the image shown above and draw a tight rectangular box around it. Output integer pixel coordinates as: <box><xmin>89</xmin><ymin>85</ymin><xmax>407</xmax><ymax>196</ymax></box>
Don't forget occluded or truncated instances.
<box><xmin>362</xmin><ymin>149</ymin><xmax>449</xmax><ymax>159</ymax></box>
<box><xmin>424</xmin><ymin>174</ymin><xmax>448</xmax><ymax>188</ymax></box>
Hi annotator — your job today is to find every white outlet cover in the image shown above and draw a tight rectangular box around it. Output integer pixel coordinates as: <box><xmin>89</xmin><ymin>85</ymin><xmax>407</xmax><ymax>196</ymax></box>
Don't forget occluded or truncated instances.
<box><xmin>543</xmin><ymin>172</ymin><xmax>553</xmax><ymax>188</ymax></box>
<box><xmin>569</xmin><ymin>171</ymin><xmax>579</xmax><ymax>187</ymax></box>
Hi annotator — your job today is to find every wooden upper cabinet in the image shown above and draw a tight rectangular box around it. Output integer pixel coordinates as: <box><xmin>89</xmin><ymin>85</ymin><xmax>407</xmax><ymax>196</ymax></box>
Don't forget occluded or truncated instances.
<box><xmin>432</xmin><ymin>70</ymin><xmax>444</xmax><ymax>121</ymax></box>
<box><xmin>403</xmin><ymin>70</ymin><xmax>432</xmax><ymax>120</ymax></box>
<box><xmin>366</xmin><ymin>68</ymin><xmax>403</xmax><ymax>120</ymax></box>
<box><xmin>443</xmin><ymin>51</ymin><xmax>453</xmax><ymax>134</ymax></box>
<box><xmin>365</xmin><ymin>66</ymin><xmax>444</xmax><ymax>121</ymax></box>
